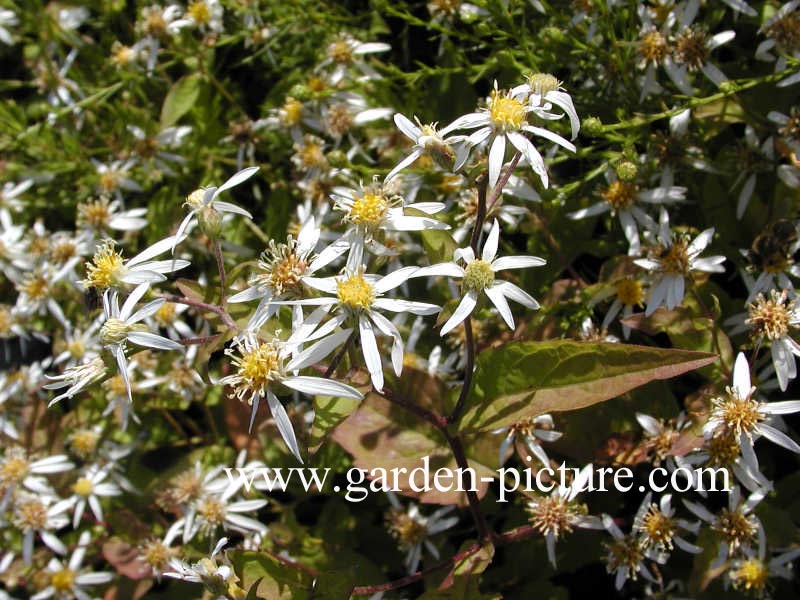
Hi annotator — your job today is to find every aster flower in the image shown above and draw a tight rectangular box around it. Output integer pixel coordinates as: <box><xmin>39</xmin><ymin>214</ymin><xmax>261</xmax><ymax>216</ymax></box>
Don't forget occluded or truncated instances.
<box><xmin>445</xmin><ymin>81</ymin><xmax>576</xmax><ymax>188</ymax></box>
<box><xmin>317</xmin><ymin>33</ymin><xmax>391</xmax><ymax>85</ymax></box>
<box><xmin>704</xmin><ymin>352</ymin><xmax>800</xmax><ymax>456</ymax></box>
<box><xmin>83</xmin><ymin>236</ymin><xmax>190</xmax><ymax>290</ymax></box>
<box><xmin>511</xmin><ymin>72</ymin><xmax>580</xmax><ymax>141</ymax></box>
<box><xmin>281</xmin><ymin>266</ymin><xmax>440</xmax><ymax>391</ymax></box>
<box><xmin>99</xmin><ymin>283</ymin><xmax>184</xmax><ymax>408</ymax></box>
<box><xmin>173</xmin><ymin>166</ymin><xmax>259</xmax><ymax>250</ymax></box>
<box><xmin>127</xmin><ymin>124</ymin><xmax>192</xmax><ymax>176</ymax></box>
<box><xmin>165</xmin><ymin>537</ymin><xmax>246</xmax><ymax>599</ymax></box>
<box><xmin>52</xmin><ymin>465</ymin><xmax>121</xmax><ymax>529</ymax></box>
<box><xmin>385</xmin><ymin>113</ymin><xmax>467</xmax><ymax>181</ymax></box>
<box><xmin>173</xmin><ymin>0</ymin><xmax>224</xmax><ymax>33</ymax></box>
<box><xmin>0</xmin><ymin>179</ymin><xmax>33</xmax><ymax>213</ymax></box>
<box><xmin>601</xmin><ymin>514</ymin><xmax>656</xmax><ymax>590</ymax></box>
<box><xmin>591</xmin><ymin>276</ymin><xmax>647</xmax><ymax>339</ymax></box>
<box><xmin>568</xmin><ymin>170</ymin><xmax>686</xmax><ymax>256</ymax></box>
<box><xmin>384</xmin><ymin>492</ymin><xmax>458</xmax><ymax>573</ymax></box>
<box><xmin>634</xmin><ymin>209</ymin><xmax>725</xmax><ymax>316</ymax></box>
<box><xmin>93</xmin><ymin>159</ymin><xmax>142</xmax><ymax>199</ymax></box>
<box><xmin>0</xmin><ymin>449</ymin><xmax>74</xmax><ymax>510</ymax></box>
<box><xmin>179</xmin><ymin>493</ymin><xmax>267</xmax><ymax>542</ymax></box>
<box><xmin>741</xmin><ymin>289</ymin><xmax>800</xmax><ymax>391</ymax></box>
<box><xmin>329</xmin><ymin>178</ymin><xmax>450</xmax><ymax>270</ymax></box>
<box><xmin>76</xmin><ymin>196</ymin><xmax>147</xmax><ymax>236</ymax></box>
<box><xmin>220</xmin><ymin>329</ymin><xmax>363</xmax><ymax>461</ymax></box>
<box><xmin>0</xmin><ymin>9</ymin><xmax>18</xmax><ymax>45</ymax></box>
<box><xmin>633</xmin><ymin>492</ymin><xmax>701</xmax><ymax>563</ymax></box>
<box><xmin>757</xmin><ymin>1</ymin><xmax>800</xmax><ymax>88</ymax></box>
<box><xmin>414</xmin><ymin>219</ymin><xmax>545</xmax><ymax>335</ymax></box>
<box><xmin>495</xmin><ymin>414</ymin><xmax>562</xmax><ymax>466</ymax></box>
<box><xmin>525</xmin><ymin>464</ymin><xmax>603</xmax><ymax>567</ymax></box>
<box><xmin>726</xmin><ymin>533</ymin><xmax>800</xmax><ymax>597</ymax></box>
<box><xmin>44</xmin><ymin>356</ymin><xmax>107</xmax><ymax>407</ymax></box>
<box><xmin>31</xmin><ymin>531</ymin><xmax>113</xmax><ymax>600</ymax></box>
<box><xmin>12</xmin><ymin>493</ymin><xmax>70</xmax><ymax>564</ymax></box>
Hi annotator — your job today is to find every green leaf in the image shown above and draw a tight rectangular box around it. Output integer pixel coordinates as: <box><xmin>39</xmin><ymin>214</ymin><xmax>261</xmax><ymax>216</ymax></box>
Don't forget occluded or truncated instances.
<box><xmin>160</xmin><ymin>74</ymin><xmax>203</xmax><ymax>128</ymax></box>
<box><xmin>458</xmin><ymin>341</ymin><xmax>716</xmax><ymax>433</ymax></box>
<box><xmin>309</xmin><ymin>395</ymin><xmax>361</xmax><ymax>455</ymax></box>
<box><xmin>421</xmin><ymin>228</ymin><xmax>458</xmax><ymax>264</ymax></box>
<box><xmin>230</xmin><ymin>550</ymin><xmax>313</xmax><ymax>600</ymax></box>
<box><xmin>332</xmin><ymin>367</ymin><xmax>501</xmax><ymax>504</ymax></box>
<box><xmin>438</xmin><ymin>542</ymin><xmax>494</xmax><ymax>591</ymax></box>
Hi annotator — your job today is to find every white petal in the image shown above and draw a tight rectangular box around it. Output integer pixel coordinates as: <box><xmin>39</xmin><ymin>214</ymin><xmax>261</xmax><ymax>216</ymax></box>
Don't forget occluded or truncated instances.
<box><xmin>491</xmin><ymin>255</ymin><xmax>546</xmax><ymax>271</ymax></box>
<box><xmin>482</xmin><ymin>219</ymin><xmax>500</xmax><ymax>262</ymax></box>
<box><xmin>127</xmin><ymin>331</ymin><xmax>183</xmax><ymax>351</ymax></box>
<box><xmin>359</xmin><ymin>316</ymin><xmax>384</xmax><ymax>390</ymax></box>
<box><xmin>283</xmin><ymin>376</ymin><xmax>363</xmax><ymax>399</ymax></box>
<box><xmin>440</xmin><ymin>291</ymin><xmax>478</xmax><ymax>336</ymax></box>
<box><xmin>212</xmin><ymin>166</ymin><xmax>259</xmax><ymax>199</ymax></box>
<box><xmin>267</xmin><ymin>391</ymin><xmax>303</xmax><ymax>463</ymax></box>
<box><xmin>485</xmin><ymin>284</ymin><xmax>514</xmax><ymax>329</ymax></box>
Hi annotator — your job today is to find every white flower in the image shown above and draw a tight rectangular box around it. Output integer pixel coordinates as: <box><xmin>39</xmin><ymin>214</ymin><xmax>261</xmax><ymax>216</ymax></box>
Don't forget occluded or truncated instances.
<box><xmin>385</xmin><ymin>492</ymin><xmax>458</xmax><ymax>573</ymax></box>
<box><xmin>0</xmin><ymin>449</ymin><xmax>74</xmax><ymax>510</ymax></box>
<box><xmin>173</xmin><ymin>166</ymin><xmax>259</xmax><ymax>249</ymax></box>
<box><xmin>220</xmin><ymin>329</ymin><xmax>363</xmax><ymax>461</ymax></box>
<box><xmin>415</xmin><ymin>219</ymin><xmax>544</xmax><ymax>335</ymax></box>
<box><xmin>704</xmin><ymin>352</ymin><xmax>800</xmax><ymax>456</ymax></box>
<box><xmin>44</xmin><ymin>356</ymin><xmax>107</xmax><ymax>407</ymax></box>
<box><xmin>568</xmin><ymin>171</ymin><xmax>686</xmax><ymax>256</ymax></box>
<box><xmin>100</xmin><ymin>284</ymin><xmax>184</xmax><ymax>409</ymax></box>
<box><xmin>83</xmin><ymin>236</ymin><xmax>190</xmax><ymax>290</ymax></box>
<box><xmin>0</xmin><ymin>9</ymin><xmax>18</xmax><ymax>45</ymax></box>
<box><xmin>757</xmin><ymin>2</ymin><xmax>800</xmax><ymax>87</ymax></box>
<box><xmin>31</xmin><ymin>531</ymin><xmax>114</xmax><ymax>600</ymax></box>
<box><xmin>0</xmin><ymin>179</ymin><xmax>33</xmax><ymax>212</ymax></box>
<box><xmin>11</xmin><ymin>493</ymin><xmax>70</xmax><ymax>565</ymax></box>
<box><xmin>317</xmin><ymin>33</ymin><xmax>391</xmax><ymax>85</ymax></box>
<box><xmin>510</xmin><ymin>72</ymin><xmax>580</xmax><ymax>140</ymax></box>
<box><xmin>329</xmin><ymin>178</ymin><xmax>449</xmax><ymax>270</ymax></box>
<box><xmin>283</xmin><ymin>266</ymin><xmax>440</xmax><ymax>391</ymax></box>
<box><xmin>634</xmin><ymin>209</ymin><xmax>725</xmax><ymax>316</ymax></box>
<box><xmin>385</xmin><ymin>114</ymin><xmax>467</xmax><ymax>181</ymax></box>
<box><xmin>52</xmin><ymin>465</ymin><xmax>121</xmax><ymax>529</ymax></box>
<box><xmin>173</xmin><ymin>0</ymin><xmax>224</xmax><ymax>32</ymax></box>
<box><xmin>76</xmin><ymin>196</ymin><xmax>148</xmax><ymax>235</ymax></box>
<box><xmin>446</xmin><ymin>81</ymin><xmax>576</xmax><ymax>188</ymax></box>
<box><xmin>127</xmin><ymin>124</ymin><xmax>192</xmax><ymax>175</ymax></box>
<box><xmin>495</xmin><ymin>414</ymin><xmax>562</xmax><ymax>466</ymax></box>
<box><xmin>632</xmin><ymin>492</ymin><xmax>701</xmax><ymax>563</ymax></box>
<box><xmin>601</xmin><ymin>514</ymin><xmax>656</xmax><ymax>590</ymax></box>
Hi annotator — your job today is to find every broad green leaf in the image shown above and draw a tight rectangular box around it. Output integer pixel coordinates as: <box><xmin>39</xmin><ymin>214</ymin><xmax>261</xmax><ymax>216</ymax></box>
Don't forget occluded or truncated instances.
<box><xmin>332</xmin><ymin>367</ymin><xmax>501</xmax><ymax>504</ymax></box>
<box><xmin>458</xmin><ymin>341</ymin><xmax>716</xmax><ymax>433</ymax></box>
<box><xmin>309</xmin><ymin>395</ymin><xmax>361</xmax><ymax>454</ymax></box>
<box><xmin>230</xmin><ymin>550</ymin><xmax>313</xmax><ymax>600</ymax></box>
<box><xmin>421</xmin><ymin>228</ymin><xmax>458</xmax><ymax>264</ymax></box>
<box><xmin>160</xmin><ymin>73</ymin><xmax>203</xmax><ymax>128</ymax></box>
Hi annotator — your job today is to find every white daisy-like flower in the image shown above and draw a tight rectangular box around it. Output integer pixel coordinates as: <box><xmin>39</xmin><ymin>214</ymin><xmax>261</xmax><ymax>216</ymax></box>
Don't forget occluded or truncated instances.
<box><xmin>757</xmin><ymin>1</ymin><xmax>800</xmax><ymax>88</ymax></box>
<box><xmin>282</xmin><ymin>266</ymin><xmax>440</xmax><ymax>391</ymax></box>
<box><xmin>568</xmin><ymin>171</ymin><xmax>686</xmax><ymax>256</ymax></box>
<box><xmin>318</xmin><ymin>33</ymin><xmax>391</xmax><ymax>85</ymax></box>
<box><xmin>44</xmin><ymin>356</ymin><xmax>107</xmax><ymax>407</ymax></box>
<box><xmin>52</xmin><ymin>465</ymin><xmax>121</xmax><ymax>529</ymax></box>
<box><xmin>329</xmin><ymin>178</ymin><xmax>450</xmax><ymax>270</ymax></box>
<box><xmin>173</xmin><ymin>0</ymin><xmax>224</xmax><ymax>32</ymax></box>
<box><xmin>83</xmin><ymin>235</ymin><xmax>190</xmax><ymax>290</ymax></box>
<box><xmin>385</xmin><ymin>492</ymin><xmax>459</xmax><ymax>574</ymax></box>
<box><xmin>76</xmin><ymin>196</ymin><xmax>147</xmax><ymax>236</ymax></box>
<box><xmin>0</xmin><ymin>448</ymin><xmax>74</xmax><ymax>510</ymax></box>
<box><xmin>525</xmin><ymin>464</ymin><xmax>603</xmax><ymax>567</ymax></box>
<box><xmin>510</xmin><ymin>72</ymin><xmax>580</xmax><ymax>141</ymax></box>
<box><xmin>445</xmin><ymin>81</ymin><xmax>576</xmax><ymax>188</ymax></box>
<box><xmin>93</xmin><ymin>159</ymin><xmax>142</xmax><ymax>199</ymax></box>
<box><xmin>633</xmin><ymin>492</ymin><xmax>701</xmax><ymax>563</ymax></box>
<box><xmin>634</xmin><ymin>209</ymin><xmax>725</xmax><ymax>316</ymax></box>
<box><xmin>495</xmin><ymin>414</ymin><xmax>562</xmax><ymax>466</ymax></box>
<box><xmin>601</xmin><ymin>513</ymin><xmax>656</xmax><ymax>590</ymax></box>
<box><xmin>591</xmin><ymin>277</ymin><xmax>646</xmax><ymax>339</ymax></box>
<box><xmin>414</xmin><ymin>219</ymin><xmax>545</xmax><ymax>335</ymax></box>
<box><xmin>385</xmin><ymin>113</ymin><xmax>467</xmax><ymax>181</ymax></box>
<box><xmin>220</xmin><ymin>329</ymin><xmax>363</xmax><ymax>461</ymax></box>
<box><xmin>11</xmin><ymin>493</ymin><xmax>70</xmax><ymax>565</ymax></box>
<box><xmin>179</xmin><ymin>493</ymin><xmax>267</xmax><ymax>542</ymax></box>
<box><xmin>736</xmin><ymin>289</ymin><xmax>800</xmax><ymax>391</ymax></box>
<box><xmin>127</xmin><ymin>124</ymin><xmax>192</xmax><ymax>176</ymax></box>
<box><xmin>704</xmin><ymin>352</ymin><xmax>800</xmax><ymax>456</ymax></box>
<box><xmin>173</xmin><ymin>166</ymin><xmax>259</xmax><ymax>250</ymax></box>
<box><xmin>31</xmin><ymin>531</ymin><xmax>113</xmax><ymax>600</ymax></box>
<box><xmin>0</xmin><ymin>178</ymin><xmax>33</xmax><ymax>212</ymax></box>
<box><xmin>165</xmin><ymin>537</ymin><xmax>246</xmax><ymax>599</ymax></box>
<box><xmin>100</xmin><ymin>283</ymin><xmax>184</xmax><ymax>408</ymax></box>
<box><xmin>136</xmin><ymin>4</ymin><xmax>189</xmax><ymax>72</ymax></box>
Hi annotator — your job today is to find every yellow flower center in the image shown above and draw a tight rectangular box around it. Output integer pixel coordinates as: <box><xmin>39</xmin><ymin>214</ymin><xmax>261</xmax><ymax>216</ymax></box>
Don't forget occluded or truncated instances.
<box><xmin>198</xmin><ymin>497</ymin><xmax>227</xmax><ymax>527</ymax></box>
<box><xmin>489</xmin><ymin>91</ymin><xmax>527</xmax><ymax>130</ymax></box>
<box><xmin>84</xmin><ymin>240</ymin><xmax>125</xmax><ymax>290</ymax></box>
<box><xmin>526</xmin><ymin>495</ymin><xmax>579</xmax><ymax>538</ymax></box>
<box><xmin>155</xmin><ymin>302</ymin><xmax>177</xmax><ymax>326</ymax></box>
<box><xmin>142</xmin><ymin>540</ymin><xmax>173</xmax><ymax>569</ymax></box>
<box><xmin>325</xmin><ymin>104</ymin><xmax>353</xmax><ymax>138</ymax></box>
<box><xmin>639</xmin><ymin>29</ymin><xmax>668</xmax><ymax>63</ymax></box>
<box><xmin>714</xmin><ymin>509</ymin><xmax>757</xmax><ymax>552</ymax></box>
<box><xmin>186</xmin><ymin>188</ymin><xmax>207</xmax><ymax>210</ymax></box>
<box><xmin>15</xmin><ymin>499</ymin><xmax>48</xmax><ymax>530</ymax></box>
<box><xmin>281</xmin><ymin>98</ymin><xmax>303</xmax><ymax>127</ymax></box>
<box><xmin>51</xmin><ymin>568</ymin><xmax>76</xmax><ymax>593</ymax></box>
<box><xmin>746</xmin><ymin>290</ymin><xmax>792</xmax><ymax>341</ymax></box>
<box><xmin>77</xmin><ymin>197</ymin><xmax>112</xmax><ymax>229</ymax></box>
<box><xmin>527</xmin><ymin>72</ymin><xmax>561</xmax><ymax>96</ymax></box>
<box><xmin>187</xmin><ymin>1</ymin><xmax>211</xmax><ymax>24</ymax></box>
<box><xmin>235</xmin><ymin>342</ymin><xmax>282</xmax><ymax>394</ymax></box>
<box><xmin>714</xmin><ymin>392</ymin><xmax>763</xmax><ymax>439</ymax></box>
<box><xmin>307</xmin><ymin>76</ymin><xmax>327</xmax><ymax>93</ymax></box>
<box><xmin>658</xmin><ymin>239</ymin><xmax>691</xmax><ymax>275</ymax></box>
<box><xmin>601</xmin><ymin>180</ymin><xmax>638</xmax><ymax>210</ymax></box>
<box><xmin>337</xmin><ymin>274</ymin><xmax>375</xmax><ymax>311</ymax></box>
<box><xmin>100</xmin><ymin>318</ymin><xmax>133</xmax><ymax>346</ymax></box>
<box><xmin>143</xmin><ymin>10</ymin><xmax>167</xmax><ymax>37</ymax></box>
<box><xmin>70</xmin><ymin>429</ymin><xmax>101</xmax><ymax>458</ymax></box>
<box><xmin>348</xmin><ymin>190</ymin><xmax>389</xmax><ymax>226</ymax></box>
<box><xmin>638</xmin><ymin>504</ymin><xmax>676</xmax><ymax>550</ymax></box>
<box><xmin>99</xmin><ymin>171</ymin><xmax>121</xmax><ymax>193</ymax></box>
<box><xmin>730</xmin><ymin>558</ymin><xmax>769</xmax><ymax>592</ymax></box>
<box><xmin>73</xmin><ymin>477</ymin><xmax>94</xmax><ymax>496</ymax></box>
<box><xmin>19</xmin><ymin>272</ymin><xmax>50</xmax><ymax>301</ymax></box>
<box><xmin>295</xmin><ymin>141</ymin><xmax>327</xmax><ymax>170</ymax></box>
<box><xmin>0</xmin><ymin>305</ymin><xmax>12</xmax><ymax>336</ymax></box>
<box><xmin>463</xmin><ymin>259</ymin><xmax>495</xmax><ymax>292</ymax></box>
<box><xmin>112</xmin><ymin>43</ymin><xmax>136</xmax><ymax>66</ymax></box>
<box><xmin>604</xmin><ymin>535</ymin><xmax>644</xmax><ymax>577</ymax></box>
<box><xmin>616</xmin><ymin>278</ymin><xmax>644</xmax><ymax>307</ymax></box>
<box><xmin>51</xmin><ymin>239</ymin><xmax>78</xmax><ymax>264</ymax></box>
<box><xmin>705</xmin><ymin>431</ymin><xmax>740</xmax><ymax>467</ymax></box>
<box><xmin>104</xmin><ymin>373</ymin><xmax>129</xmax><ymax>397</ymax></box>
<box><xmin>386</xmin><ymin>508</ymin><xmax>428</xmax><ymax>549</ymax></box>
<box><xmin>328</xmin><ymin>39</ymin><xmax>353</xmax><ymax>64</ymax></box>
<box><xmin>67</xmin><ymin>339</ymin><xmax>86</xmax><ymax>359</ymax></box>
<box><xmin>0</xmin><ymin>456</ymin><xmax>29</xmax><ymax>484</ymax></box>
